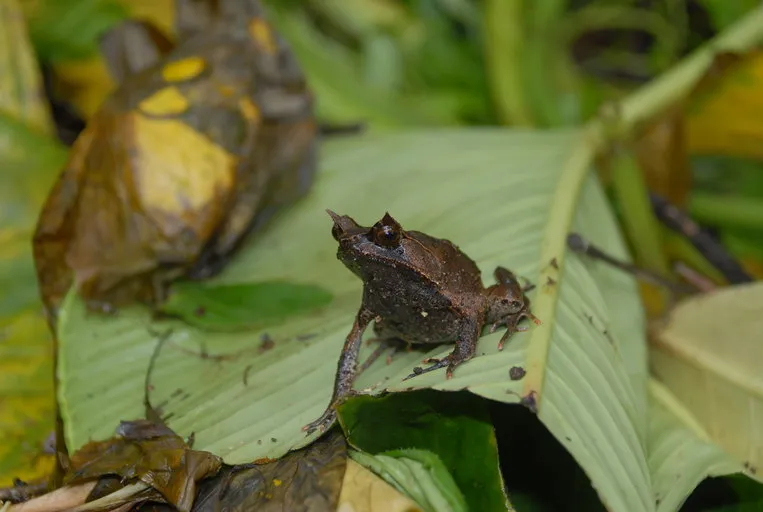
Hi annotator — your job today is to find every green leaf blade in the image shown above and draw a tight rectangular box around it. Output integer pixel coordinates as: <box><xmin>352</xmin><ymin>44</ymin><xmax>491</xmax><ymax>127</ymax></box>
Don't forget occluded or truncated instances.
<box><xmin>58</xmin><ymin>128</ymin><xmax>662</xmax><ymax>512</ymax></box>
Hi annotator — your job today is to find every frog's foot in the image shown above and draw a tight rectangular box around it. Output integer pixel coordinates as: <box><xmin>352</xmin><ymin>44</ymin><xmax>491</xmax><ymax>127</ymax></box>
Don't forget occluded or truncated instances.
<box><xmin>302</xmin><ymin>407</ymin><xmax>337</xmax><ymax>436</ymax></box>
<box><xmin>496</xmin><ymin>312</ymin><xmax>541</xmax><ymax>350</ymax></box>
<box><xmin>302</xmin><ymin>390</ymin><xmax>360</xmax><ymax>436</ymax></box>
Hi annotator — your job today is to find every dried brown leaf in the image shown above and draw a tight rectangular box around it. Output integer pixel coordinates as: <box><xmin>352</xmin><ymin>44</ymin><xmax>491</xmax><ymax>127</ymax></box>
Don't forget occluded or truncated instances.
<box><xmin>33</xmin><ymin>0</ymin><xmax>317</xmax><ymax>317</ymax></box>
<box><xmin>634</xmin><ymin>106</ymin><xmax>692</xmax><ymax>208</ymax></box>
<box><xmin>66</xmin><ymin>420</ymin><xmax>222</xmax><ymax>512</ymax></box>
<box><xmin>187</xmin><ymin>429</ymin><xmax>347</xmax><ymax>512</ymax></box>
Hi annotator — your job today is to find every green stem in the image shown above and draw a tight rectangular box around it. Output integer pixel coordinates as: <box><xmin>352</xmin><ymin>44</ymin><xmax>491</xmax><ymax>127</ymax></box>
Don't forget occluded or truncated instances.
<box><xmin>483</xmin><ymin>0</ymin><xmax>535</xmax><ymax>126</ymax></box>
<box><xmin>610</xmin><ymin>150</ymin><xmax>671</xmax><ymax>275</ymax></box>
<box><xmin>618</xmin><ymin>6</ymin><xmax>763</xmax><ymax>134</ymax></box>
<box><xmin>526</xmin><ymin>5</ymin><xmax>763</xmax><ymax>399</ymax></box>
<box><xmin>689</xmin><ymin>192</ymin><xmax>763</xmax><ymax>231</ymax></box>
<box><xmin>524</xmin><ymin>0</ymin><xmax>572</xmax><ymax>127</ymax></box>
<box><xmin>661</xmin><ymin>227</ymin><xmax>726</xmax><ymax>283</ymax></box>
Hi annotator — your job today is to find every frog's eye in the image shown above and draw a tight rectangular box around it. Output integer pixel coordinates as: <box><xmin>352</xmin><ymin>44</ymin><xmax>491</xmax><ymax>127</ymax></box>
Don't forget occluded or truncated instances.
<box><xmin>502</xmin><ymin>298</ymin><xmax>524</xmax><ymax>313</ymax></box>
<box><xmin>372</xmin><ymin>224</ymin><xmax>401</xmax><ymax>248</ymax></box>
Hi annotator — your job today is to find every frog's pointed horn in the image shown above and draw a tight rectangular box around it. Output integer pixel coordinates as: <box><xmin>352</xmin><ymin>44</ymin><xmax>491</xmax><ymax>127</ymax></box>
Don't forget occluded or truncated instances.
<box><xmin>326</xmin><ymin>209</ymin><xmax>362</xmax><ymax>240</ymax></box>
<box><xmin>381</xmin><ymin>212</ymin><xmax>402</xmax><ymax>230</ymax></box>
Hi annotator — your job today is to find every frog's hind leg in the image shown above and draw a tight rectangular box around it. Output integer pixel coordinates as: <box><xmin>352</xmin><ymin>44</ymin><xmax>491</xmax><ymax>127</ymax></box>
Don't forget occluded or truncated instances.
<box><xmin>403</xmin><ymin>320</ymin><xmax>480</xmax><ymax>381</ymax></box>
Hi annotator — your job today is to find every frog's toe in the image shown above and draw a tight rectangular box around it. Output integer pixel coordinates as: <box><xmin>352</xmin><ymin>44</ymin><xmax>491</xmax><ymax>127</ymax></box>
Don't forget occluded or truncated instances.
<box><xmin>403</xmin><ymin>357</ymin><xmax>450</xmax><ymax>381</ymax></box>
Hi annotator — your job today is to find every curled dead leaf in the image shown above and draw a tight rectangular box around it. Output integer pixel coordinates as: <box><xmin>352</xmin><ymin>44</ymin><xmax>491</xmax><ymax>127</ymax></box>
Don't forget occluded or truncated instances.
<box><xmin>66</xmin><ymin>420</ymin><xmax>222</xmax><ymax>512</ymax></box>
<box><xmin>180</xmin><ymin>429</ymin><xmax>347</xmax><ymax>511</ymax></box>
<box><xmin>33</xmin><ymin>0</ymin><xmax>317</xmax><ymax>318</ymax></box>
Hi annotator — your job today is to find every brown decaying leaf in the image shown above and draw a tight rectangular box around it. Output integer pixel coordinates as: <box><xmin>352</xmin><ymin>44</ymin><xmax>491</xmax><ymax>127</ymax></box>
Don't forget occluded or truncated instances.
<box><xmin>66</xmin><ymin>420</ymin><xmax>222</xmax><ymax>512</ymax></box>
<box><xmin>185</xmin><ymin>429</ymin><xmax>347</xmax><ymax>512</ymax></box>
<box><xmin>686</xmin><ymin>50</ymin><xmax>763</xmax><ymax>161</ymax></box>
<box><xmin>633</xmin><ymin>105</ymin><xmax>692</xmax><ymax>208</ymax></box>
<box><xmin>33</xmin><ymin>0</ymin><xmax>317</xmax><ymax>317</ymax></box>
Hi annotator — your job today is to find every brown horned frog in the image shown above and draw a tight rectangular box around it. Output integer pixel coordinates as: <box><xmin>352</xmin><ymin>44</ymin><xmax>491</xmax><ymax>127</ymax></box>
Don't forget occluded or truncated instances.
<box><xmin>303</xmin><ymin>211</ymin><xmax>539</xmax><ymax>434</ymax></box>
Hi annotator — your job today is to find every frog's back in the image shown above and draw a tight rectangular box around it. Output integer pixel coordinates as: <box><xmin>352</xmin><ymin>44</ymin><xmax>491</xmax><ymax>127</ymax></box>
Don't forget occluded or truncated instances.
<box><xmin>406</xmin><ymin>231</ymin><xmax>485</xmax><ymax>294</ymax></box>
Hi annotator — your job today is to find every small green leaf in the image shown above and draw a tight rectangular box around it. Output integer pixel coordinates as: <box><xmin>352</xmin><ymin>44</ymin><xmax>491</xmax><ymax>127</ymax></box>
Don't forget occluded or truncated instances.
<box><xmin>349</xmin><ymin>449</ymin><xmax>468</xmax><ymax>512</ymax></box>
<box><xmin>161</xmin><ymin>281</ymin><xmax>334</xmax><ymax>332</ymax></box>
<box><xmin>696</xmin><ymin>0</ymin><xmax>760</xmax><ymax>31</ymax></box>
<box><xmin>338</xmin><ymin>390</ymin><xmax>509</xmax><ymax>511</ymax></box>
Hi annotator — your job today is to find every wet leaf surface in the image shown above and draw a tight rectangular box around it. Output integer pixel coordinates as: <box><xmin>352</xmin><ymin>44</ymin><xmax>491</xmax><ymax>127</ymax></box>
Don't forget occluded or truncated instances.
<box><xmin>160</xmin><ymin>281</ymin><xmax>333</xmax><ymax>332</ymax></box>
<box><xmin>338</xmin><ymin>391</ymin><xmax>508</xmax><ymax>511</ymax></box>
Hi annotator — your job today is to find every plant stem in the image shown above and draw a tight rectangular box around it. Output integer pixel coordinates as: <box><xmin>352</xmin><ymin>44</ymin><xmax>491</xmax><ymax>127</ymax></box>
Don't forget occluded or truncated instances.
<box><xmin>484</xmin><ymin>0</ymin><xmax>535</xmax><ymax>126</ymax></box>
<box><xmin>690</xmin><ymin>192</ymin><xmax>763</xmax><ymax>231</ymax></box>
<box><xmin>610</xmin><ymin>150</ymin><xmax>671</xmax><ymax>275</ymax></box>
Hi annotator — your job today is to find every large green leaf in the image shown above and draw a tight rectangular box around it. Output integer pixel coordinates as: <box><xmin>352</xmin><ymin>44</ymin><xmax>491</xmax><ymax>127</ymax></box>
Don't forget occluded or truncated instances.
<box><xmin>58</xmin><ymin>128</ymin><xmax>729</xmax><ymax>511</ymax></box>
<box><xmin>647</xmin><ymin>380</ymin><xmax>742</xmax><ymax>512</ymax></box>
<box><xmin>339</xmin><ymin>391</ymin><xmax>506</xmax><ymax>511</ymax></box>
<box><xmin>349</xmin><ymin>449</ymin><xmax>468</xmax><ymax>512</ymax></box>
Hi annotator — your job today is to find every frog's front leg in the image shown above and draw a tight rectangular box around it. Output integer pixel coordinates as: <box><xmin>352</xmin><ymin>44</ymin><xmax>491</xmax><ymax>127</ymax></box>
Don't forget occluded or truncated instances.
<box><xmin>404</xmin><ymin>320</ymin><xmax>480</xmax><ymax>381</ymax></box>
<box><xmin>302</xmin><ymin>306</ymin><xmax>375</xmax><ymax>436</ymax></box>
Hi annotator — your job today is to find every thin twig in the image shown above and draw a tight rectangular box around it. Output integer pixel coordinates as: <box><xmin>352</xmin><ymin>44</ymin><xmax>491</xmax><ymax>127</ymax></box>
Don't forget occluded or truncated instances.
<box><xmin>674</xmin><ymin>262</ymin><xmax>717</xmax><ymax>293</ymax></box>
<box><xmin>649</xmin><ymin>192</ymin><xmax>752</xmax><ymax>284</ymax></box>
<box><xmin>567</xmin><ymin>233</ymin><xmax>698</xmax><ymax>295</ymax></box>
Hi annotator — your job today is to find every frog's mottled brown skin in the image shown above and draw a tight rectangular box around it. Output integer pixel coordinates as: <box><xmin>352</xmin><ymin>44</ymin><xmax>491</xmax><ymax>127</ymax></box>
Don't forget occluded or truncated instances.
<box><xmin>304</xmin><ymin>211</ymin><xmax>539</xmax><ymax>435</ymax></box>
<box><xmin>33</xmin><ymin>0</ymin><xmax>316</xmax><ymax>318</ymax></box>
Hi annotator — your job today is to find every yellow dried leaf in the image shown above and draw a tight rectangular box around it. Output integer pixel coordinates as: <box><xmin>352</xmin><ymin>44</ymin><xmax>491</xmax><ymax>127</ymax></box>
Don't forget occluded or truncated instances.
<box><xmin>0</xmin><ymin>308</ymin><xmax>55</xmax><ymax>486</ymax></box>
<box><xmin>686</xmin><ymin>51</ymin><xmax>763</xmax><ymax>161</ymax></box>
<box><xmin>650</xmin><ymin>282</ymin><xmax>763</xmax><ymax>482</ymax></box>
<box><xmin>337</xmin><ymin>460</ymin><xmax>423</xmax><ymax>512</ymax></box>
<box><xmin>0</xmin><ymin>0</ymin><xmax>53</xmax><ymax>132</ymax></box>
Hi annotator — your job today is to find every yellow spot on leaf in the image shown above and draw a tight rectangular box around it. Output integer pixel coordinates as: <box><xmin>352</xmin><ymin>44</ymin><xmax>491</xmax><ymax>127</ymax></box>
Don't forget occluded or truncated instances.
<box><xmin>248</xmin><ymin>18</ymin><xmax>277</xmax><ymax>54</ymax></box>
<box><xmin>138</xmin><ymin>86</ymin><xmax>190</xmax><ymax>116</ymax></box>
<box><xmin>238</xmin><ymin>97</ymin><xmax>260</xmax><ymax>123</ymax></box>
<box><xmin>130</xmin><ymin>114</ymin><xmax>238</xmax><ymax>240</ymax></box>
<box><xmin>273</xmin><ymin>478</ymin><xmax>282</xmax><ymax>486</ymax></box>
<box><xmin>217</xmin><ymin>84</ymin><xmax>236</xmax><ymax>98</ymax></box>
<box><xmin>162</xmin><ymin>56</ymin><xmax>206</xmax><ymax>83</ymax></box>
